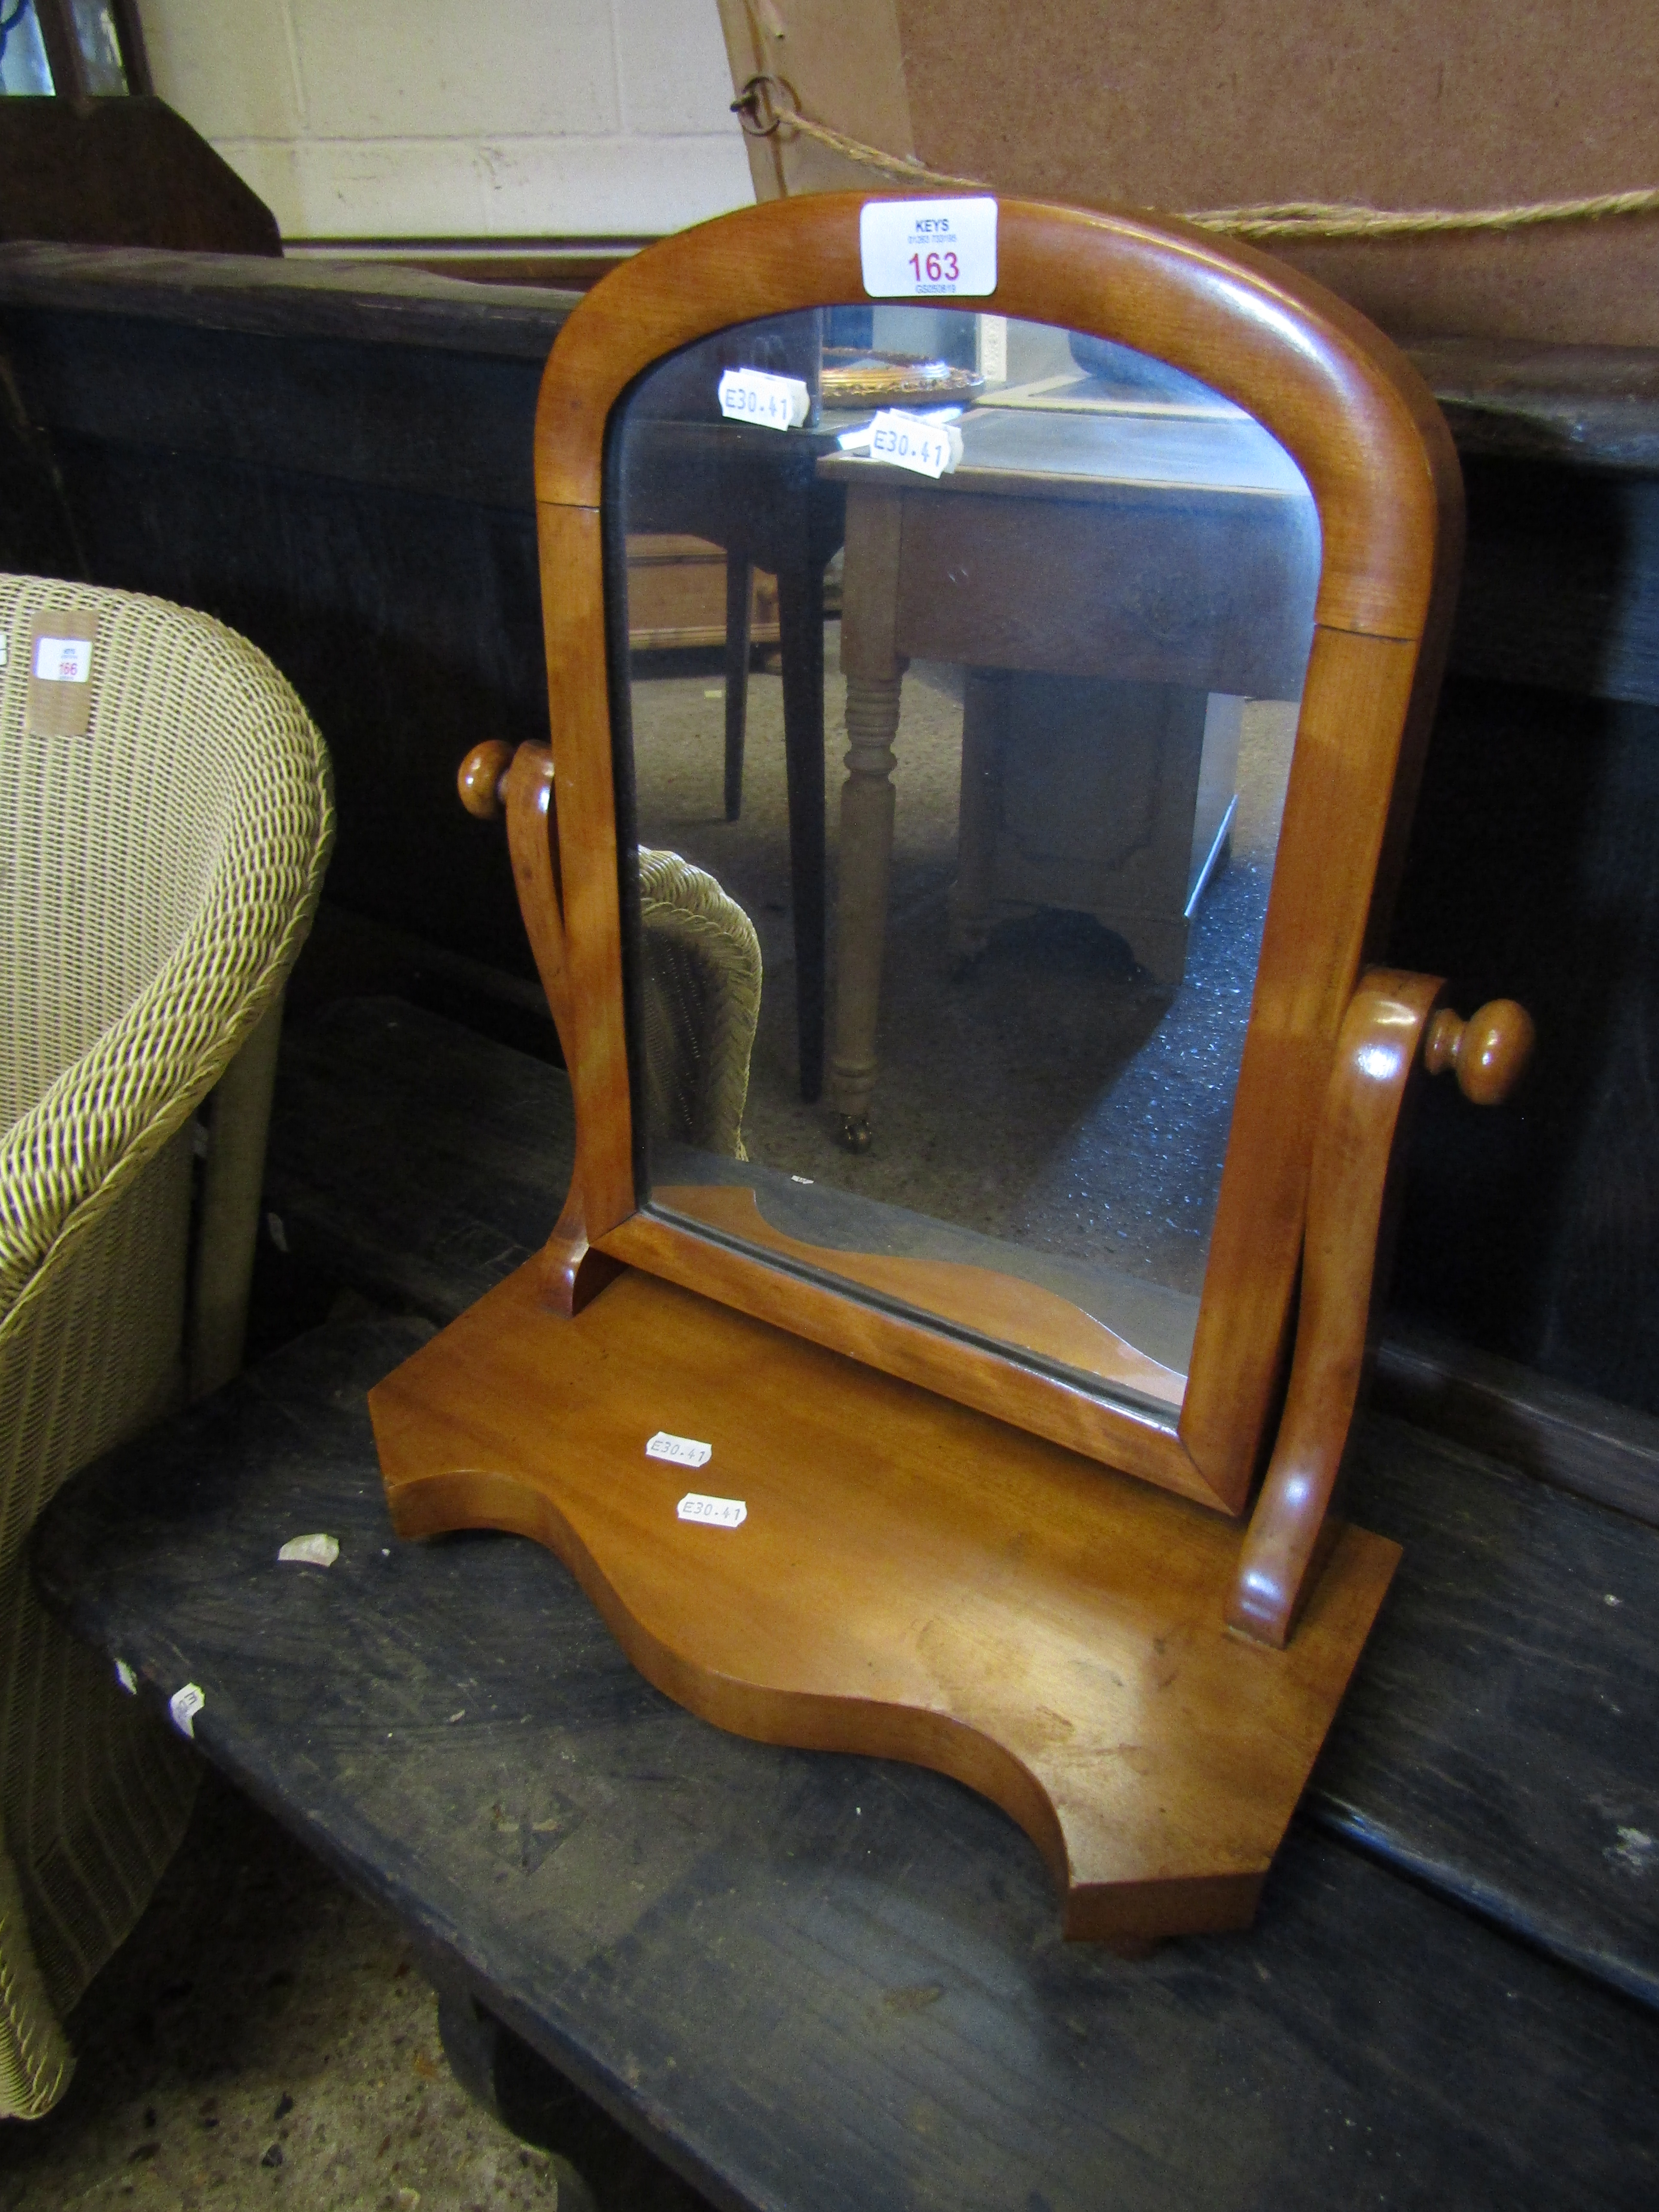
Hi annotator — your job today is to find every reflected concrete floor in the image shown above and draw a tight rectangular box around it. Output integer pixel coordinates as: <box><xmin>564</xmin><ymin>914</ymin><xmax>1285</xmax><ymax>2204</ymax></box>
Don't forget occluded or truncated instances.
<box><xmin>629</xmin><ymin>632</ymin><xmax>1294</xmax><ymax>1300</ymax></box>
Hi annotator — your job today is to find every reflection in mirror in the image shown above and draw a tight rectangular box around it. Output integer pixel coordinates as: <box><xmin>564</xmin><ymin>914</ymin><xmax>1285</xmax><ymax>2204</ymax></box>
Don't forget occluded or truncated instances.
<box><xmin>609</xmin><ymin>309</ymin><xmax>1320</xmax><ymax>1419</ymax></box>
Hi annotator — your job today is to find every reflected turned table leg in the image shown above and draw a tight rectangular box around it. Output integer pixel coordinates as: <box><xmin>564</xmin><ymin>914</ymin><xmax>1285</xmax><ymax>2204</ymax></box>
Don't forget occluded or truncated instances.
<box><xmin>775</xmin><ymin>536</ymin><xmax>829</xmax><ymax>1103</ymax></box>
<box><xmin>831</xmin><ymin>486</ymin><xmax>907</xmax><ymax>1149</ymax></box>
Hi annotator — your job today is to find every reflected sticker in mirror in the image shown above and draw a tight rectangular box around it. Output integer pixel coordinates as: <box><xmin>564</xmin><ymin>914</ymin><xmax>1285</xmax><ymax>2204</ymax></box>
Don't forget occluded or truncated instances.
<box><xmin>717</xmin><ymin>367</ymin><xmax>812</xmax><ymax>431</ymax></box>
<box><xmin>865</xmin><ymin>410</ymin><xmax>963</xmax><ymax>477</ymax></box>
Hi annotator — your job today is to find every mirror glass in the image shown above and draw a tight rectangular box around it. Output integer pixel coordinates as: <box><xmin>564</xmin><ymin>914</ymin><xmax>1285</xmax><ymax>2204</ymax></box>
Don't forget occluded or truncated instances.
<box><xmin>607</xmin><ymin>308</ymin><xmax>1320</xmax><ymax>1419</ymax></box>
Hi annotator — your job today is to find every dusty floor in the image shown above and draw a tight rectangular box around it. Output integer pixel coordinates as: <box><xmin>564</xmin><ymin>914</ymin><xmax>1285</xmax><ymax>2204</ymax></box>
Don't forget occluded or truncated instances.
<box><xmin>0</xmin><ymin>1773</ymin><xmax>709</xmax><ymax>2212</ymax></box>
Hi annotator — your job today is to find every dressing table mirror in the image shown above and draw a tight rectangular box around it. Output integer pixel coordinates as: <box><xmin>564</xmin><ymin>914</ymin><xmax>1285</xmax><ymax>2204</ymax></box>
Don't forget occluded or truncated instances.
<box><xmin>371</xmin><ymin>194</ymin><xmax>1532</xmax><ymax>1944</ymax></box>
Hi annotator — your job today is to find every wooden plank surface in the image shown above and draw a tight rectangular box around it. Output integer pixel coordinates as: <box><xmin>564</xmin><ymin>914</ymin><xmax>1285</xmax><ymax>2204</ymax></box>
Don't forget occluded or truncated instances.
<box><xmin>1319</xmin><ymin>1414</ymin><xmax>1659</xmax><ymax>2008</ymax></box>
<box><xmin>31</xmin><ymin>1315</ymin><xmax>1659</xmax><ymax>2212</ymax></box>
<box><xmin>1373</xmin><ymin>1320</ymin><xmax>1659</xmax><ymax>1531</ymax></box>
<box><xmin>262</xmin><ymin>998</ymin><xmax>1659</xmax><ymax>2006</ymax></box>
<box><xmin>0</xmin><ymin>242</ymin><xmax>575</xmax><ymax>359</ymax></box>
<box><xmin>1410</xmin><ymin>340</ymin><xmax>1659</xmax><ymax>477</ymax></box>
<box><xmin>5</xmin><ymin>247</ymin><xmax>1657</xmax><ymax>476</ymax></box>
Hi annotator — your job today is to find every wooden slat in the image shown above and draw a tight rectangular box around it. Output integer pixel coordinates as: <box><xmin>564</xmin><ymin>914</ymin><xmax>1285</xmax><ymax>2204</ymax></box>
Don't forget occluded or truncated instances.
<box><xmin>1374</xmin><ymin>1321</ymin><xmax>1659</xmax><ymax>1529</ymax></box>
<box><xmin>0</xmin><ymin>241</ymin><xmax>575</xmax><ymax>356</ymax></box>
<box><xmin>1408</xmin><ymin>340</ymin><xmax>1659</xmax><ymax>477</ymax></box>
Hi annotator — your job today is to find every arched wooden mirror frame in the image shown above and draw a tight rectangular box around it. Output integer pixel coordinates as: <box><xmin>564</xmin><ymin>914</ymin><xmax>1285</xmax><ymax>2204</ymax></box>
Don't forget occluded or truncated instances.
<box><xmin>374</xmin><ymin>194</ymin><xmax>1542</xmax><ymax>1942</ymax></box>
<box><xmin>528</xmin><ymin>191</ymin><xmax>1464</xmax><ymax>1517</ymax></box>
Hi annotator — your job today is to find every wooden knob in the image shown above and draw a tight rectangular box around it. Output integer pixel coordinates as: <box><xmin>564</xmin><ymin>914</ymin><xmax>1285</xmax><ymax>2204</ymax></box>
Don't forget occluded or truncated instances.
<box><xmin>457</xmin><ymin>740</ymin><xmax>514</xmax><ymax>820</ymax></box>
<box><xmin>1423</xmin><ymin>999</ymin><xmax>1535</xmax><ymax>1105</ymax></box>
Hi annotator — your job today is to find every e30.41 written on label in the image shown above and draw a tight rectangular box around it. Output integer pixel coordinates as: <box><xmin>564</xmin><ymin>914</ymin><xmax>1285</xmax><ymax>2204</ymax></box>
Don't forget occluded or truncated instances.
<box><xmin>866</xmin><ymin>410</ymin><xmax>963</xmax><ymax>479</ymax></box>
<box><xmin>717</xmin><ymin>366</ymin><xmax>811</xmax><ymax>430</ymax></box>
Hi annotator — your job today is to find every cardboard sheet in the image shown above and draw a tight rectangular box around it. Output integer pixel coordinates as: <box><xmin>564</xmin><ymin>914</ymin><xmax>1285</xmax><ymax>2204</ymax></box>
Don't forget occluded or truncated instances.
<box><xmin>717</xmin><ymin>0</ymin><xmax>1659</xmax><ymax>345</ymax></box>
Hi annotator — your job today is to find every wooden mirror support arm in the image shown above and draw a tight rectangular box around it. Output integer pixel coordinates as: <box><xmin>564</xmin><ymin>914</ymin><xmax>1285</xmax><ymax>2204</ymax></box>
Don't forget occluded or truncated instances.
<box><xmin>456</xmin><ymin>741</ymin><xmax>622</xmax><ymax>1317</ymax></box>
<box><xmin>1229</xmin><ymin>978</ymin><xmax>1535</xmax><ymax>1649</ymax></box>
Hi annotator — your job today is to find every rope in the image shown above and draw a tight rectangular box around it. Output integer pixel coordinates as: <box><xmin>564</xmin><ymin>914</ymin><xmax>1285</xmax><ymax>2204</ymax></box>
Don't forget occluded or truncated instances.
<box><xmin>732</xmin><ymin>77</ymin><xmax>1659</xmax><ymax>242</ymax></box>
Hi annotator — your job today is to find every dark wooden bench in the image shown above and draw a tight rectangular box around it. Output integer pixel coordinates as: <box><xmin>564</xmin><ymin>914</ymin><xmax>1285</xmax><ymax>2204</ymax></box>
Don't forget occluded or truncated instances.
<box><xmin>32</xmin><ymin>995</ymin><xmax>1659</xmax><ymax>2208</ymax></box>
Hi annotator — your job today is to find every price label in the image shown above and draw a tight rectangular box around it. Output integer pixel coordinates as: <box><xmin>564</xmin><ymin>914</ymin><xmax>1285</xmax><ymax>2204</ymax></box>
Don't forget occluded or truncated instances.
<box><xmin>278</xmin><ymin>1533</ymin><xmax>340</xmax><ymax>1567</ymax></box>
<box><xmin>866</xmin><ymin>410</ymin><xmax>964</xmax><ymax>479</ymax></box>
<box><xmin>717</xmin><ymin>366</ymin><xmax>811</xmax><ymax>431</ymax></box>
<box><xmin>647</xmin><ymin>1430</ymin><xmax>712</xmax><ymax>1469</ymax></box>
<box><xmin>677</xmin><ymin>1492</ymin><xmax>747</xmax><ymax>1529</ymax></box>
<box><xmin>860</xmin><ymin>198</ymin><xmax>997</xmax><ymax>298</ymax></box>
<box><xmin>32</xmin><ymin>634</ymin><xmax>91</xmax><ymax>683</ymax></box>
<box><xmin>169</xmin><ymin>1683</ymin><xmax>205</xmax><ymax>1739</ymax></box>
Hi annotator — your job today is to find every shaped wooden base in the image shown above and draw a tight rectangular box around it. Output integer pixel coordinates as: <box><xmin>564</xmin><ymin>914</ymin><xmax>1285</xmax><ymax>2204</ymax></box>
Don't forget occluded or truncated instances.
<box><xmin>370</xmin><ymin>1260</ymin><xmax>1399</xmax><ymax>1943</ymax></box>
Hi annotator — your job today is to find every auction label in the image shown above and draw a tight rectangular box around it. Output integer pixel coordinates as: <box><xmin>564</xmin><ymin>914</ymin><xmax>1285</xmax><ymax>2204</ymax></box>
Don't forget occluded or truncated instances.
<box><xmin>32</xmin><ymin>634</ymin><xmax>91</xmax><ymax>683</ymax></box>
<box><xmin>717</xmin><ymin>366</ymin><xmax>811</xmax><ymax>430</ymax></box>
<box><xmin>860</xmin><ymin>198</ymin><xmax>997</xmax><ymax>298</ymax></box>
<box><xmin>676</xmin><ymin>1492</ymin><xmax>747</xmax><ymax>1529</ymax></box>
<box><xmin>647</xmin><ymin>1430</ymin><xmax>713</xmax><ymax>1469</ymax></box>
<box><xmin>866</xmin><ymin>409</ymin><xmax>963</xmax><ymax>478</ymax></box>
<box><xmin>169</xmin><ymin>1683</ymin><xmax>205</xmax><ymax>1739</ymax></box>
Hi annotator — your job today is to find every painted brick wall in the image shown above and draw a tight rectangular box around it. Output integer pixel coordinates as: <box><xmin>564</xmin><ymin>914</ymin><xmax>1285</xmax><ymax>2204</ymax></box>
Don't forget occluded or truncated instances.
<box><xmin>136</xmin><ymin>0</ymin><xmax>754</xmax><ymax>239</ymax></box>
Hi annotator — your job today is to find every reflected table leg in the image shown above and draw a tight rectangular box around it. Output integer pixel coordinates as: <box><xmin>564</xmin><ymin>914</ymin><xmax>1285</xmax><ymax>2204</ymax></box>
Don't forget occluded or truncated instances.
<box><xmin>831</xmin><ymin>485</ymin><xmax>907</xmax><ymax>1149</ymax></box>
<box><xmin>775</xmin><ymin>538</ymin><xmax>829</xmax><ymax>1102</ymax></box>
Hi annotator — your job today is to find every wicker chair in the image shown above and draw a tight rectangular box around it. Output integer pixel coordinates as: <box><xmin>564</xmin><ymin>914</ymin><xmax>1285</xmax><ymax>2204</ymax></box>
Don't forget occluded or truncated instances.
<box><xmin>0</xmin><ymin>574</ymin><xmax>333</xmax><ymax>2118</ymax></box>
<box><xmin>637</xmin><ymin>845</ymin><xmax>762</xmax><ymax>1161</ymax></box>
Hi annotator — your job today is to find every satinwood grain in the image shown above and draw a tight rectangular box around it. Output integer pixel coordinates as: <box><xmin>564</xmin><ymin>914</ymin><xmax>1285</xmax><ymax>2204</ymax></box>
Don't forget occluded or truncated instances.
<box><xmin>370</xmin><ymin>1259</ymin><xmax>1398</xmax><ymax>1942</ymax></box>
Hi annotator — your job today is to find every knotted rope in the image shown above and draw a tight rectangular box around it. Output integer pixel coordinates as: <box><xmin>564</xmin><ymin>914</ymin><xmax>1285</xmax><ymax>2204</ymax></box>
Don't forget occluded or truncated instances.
<box><xmin>732</xmin><ymin>75</ymin><xmax>1659</xmax><ymax>242</ymax></box>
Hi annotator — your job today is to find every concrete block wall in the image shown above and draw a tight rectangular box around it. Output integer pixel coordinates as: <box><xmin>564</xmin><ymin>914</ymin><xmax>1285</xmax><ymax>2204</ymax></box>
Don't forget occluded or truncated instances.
<box><xmin>136</xmin><ymin>0</ymin><xmax>755</xmax><ymax>240</ymax></box>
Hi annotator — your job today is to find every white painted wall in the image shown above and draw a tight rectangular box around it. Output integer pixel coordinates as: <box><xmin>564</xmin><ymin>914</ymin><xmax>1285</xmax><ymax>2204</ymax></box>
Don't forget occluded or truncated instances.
<box><xmin>136</xmin><ymin>0</ymin><xmax>755</xmax><ymax>240</ymax></box>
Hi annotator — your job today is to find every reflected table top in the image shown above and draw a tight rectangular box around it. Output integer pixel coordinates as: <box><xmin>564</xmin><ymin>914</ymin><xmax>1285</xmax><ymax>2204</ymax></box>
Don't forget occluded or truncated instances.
<box><xmin>821</xmin><ymin>390</ymin><xmax>1315</xmax><ymax>505</ymax></box>
<box><xmin>815</xmin><ymin>395</ymin><xmax>1319</xmax><ymax>1141</ymax></box>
